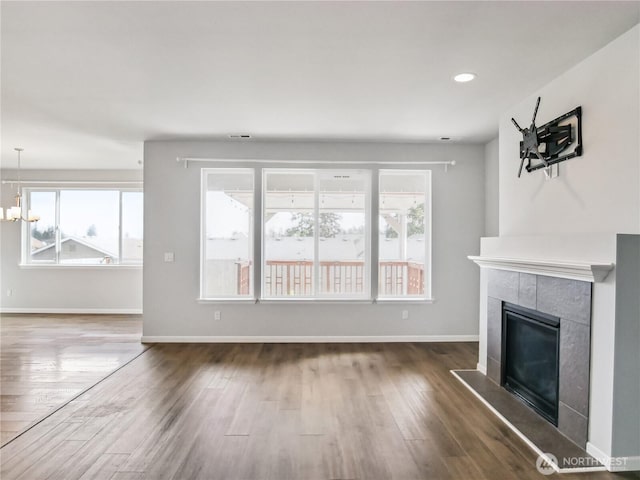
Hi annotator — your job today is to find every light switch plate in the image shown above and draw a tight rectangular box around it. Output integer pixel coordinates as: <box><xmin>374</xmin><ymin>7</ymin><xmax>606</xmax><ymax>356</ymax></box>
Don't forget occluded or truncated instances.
<box><xmin>164</xmin><ymin>252</ymin><xmax>175</xmax><ymax>262</ymax></box>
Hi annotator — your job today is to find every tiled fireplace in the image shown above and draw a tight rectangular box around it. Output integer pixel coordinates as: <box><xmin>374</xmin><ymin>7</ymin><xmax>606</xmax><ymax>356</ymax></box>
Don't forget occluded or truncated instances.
<box><xmin>467</xmin><ymin>234</ymin><xmax>640</xmax><ymax>472</ymax></box>
<box><xmin>486</xmin><ymin>269</ymin><xmax>592</xmax><ymax>447</ymax></box>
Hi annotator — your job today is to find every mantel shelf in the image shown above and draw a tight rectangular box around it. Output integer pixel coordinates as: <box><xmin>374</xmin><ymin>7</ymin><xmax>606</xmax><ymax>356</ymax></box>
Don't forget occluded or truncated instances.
<box><xmin>467</xmin><ymin>256</ymin><xmax>614</xmax><ymax>283</ymax></box>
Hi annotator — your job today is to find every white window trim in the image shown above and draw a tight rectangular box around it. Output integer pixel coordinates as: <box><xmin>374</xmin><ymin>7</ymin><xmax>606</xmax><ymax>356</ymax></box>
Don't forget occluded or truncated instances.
<box><xmin>197</xmin><ymin>298</ymin><xmax>258</xmax><ymax>304</ymax></box>
<box><xmin>258</xmin><ymin>298</ymin><xmax>374</xmax><ymax>305</ymax></box>
<box><xmin>18</xmin><ymin>264</ymin><xmax>142</xmax><ymax>270</ymax></box>
<box><xmin>22</xmin><ymin>186</ymin><xmax>143</xmax><ymax>267</ymax></box>
<box><xmin>375</xmin><ymin>298</ymin><xmax>435</xmax><ymax>304</ymax></box>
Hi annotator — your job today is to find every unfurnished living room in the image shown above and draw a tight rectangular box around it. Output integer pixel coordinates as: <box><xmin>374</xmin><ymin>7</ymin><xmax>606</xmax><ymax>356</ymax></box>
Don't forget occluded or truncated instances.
<box><xmin>1</xmin><ymin>1</ymin><xmax>639</xmax><ymax>479</ymax></box>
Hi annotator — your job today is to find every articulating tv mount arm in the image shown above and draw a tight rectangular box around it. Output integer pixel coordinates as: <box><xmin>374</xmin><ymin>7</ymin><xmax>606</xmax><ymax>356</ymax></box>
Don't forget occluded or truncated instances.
<box><xmin>512</xmin><ymin>97</ymin><xmax>582</xmax><ymax>178</ymax></box>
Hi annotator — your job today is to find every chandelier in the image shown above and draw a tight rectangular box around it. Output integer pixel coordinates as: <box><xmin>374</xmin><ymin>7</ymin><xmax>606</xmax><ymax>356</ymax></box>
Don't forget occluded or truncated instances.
<box><xmin>1</xmin><ymin>148</ymin><xmax>40</xmax><ymax>223</ymax></box>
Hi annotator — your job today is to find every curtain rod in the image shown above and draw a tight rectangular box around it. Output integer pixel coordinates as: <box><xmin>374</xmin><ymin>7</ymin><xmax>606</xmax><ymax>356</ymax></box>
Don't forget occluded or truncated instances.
<box><xmin>176</xmin><ymin>157</ymin><xmax>456</xmax><ymax>171</ymax></box>
<box><xmin>1</xmin><ymin>180</ymin><xmax>143</xmax><ymax>185</ymax></box>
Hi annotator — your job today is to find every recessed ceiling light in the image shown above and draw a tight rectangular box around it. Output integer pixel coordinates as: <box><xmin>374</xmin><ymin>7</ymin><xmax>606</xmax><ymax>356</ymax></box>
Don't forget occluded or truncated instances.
<box><xmin>453</xmin><ymin>72</ymin><xmax>476</xmax><ymax>83</ymax></box>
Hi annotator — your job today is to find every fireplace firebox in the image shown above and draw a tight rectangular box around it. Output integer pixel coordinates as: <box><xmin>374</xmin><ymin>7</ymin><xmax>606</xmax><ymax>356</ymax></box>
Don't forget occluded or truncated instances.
<box><xmin>501</xmin><ymin>303</ymin><xmax>560</xmax><ymax>425</ymax></box>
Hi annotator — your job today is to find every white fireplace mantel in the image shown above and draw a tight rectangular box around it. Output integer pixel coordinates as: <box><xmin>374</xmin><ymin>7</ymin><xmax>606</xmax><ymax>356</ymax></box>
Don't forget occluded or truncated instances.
<box><xmin>467</xmin><ymin>255</ymin><xmax>614</xmax><ymax>283</ymax></box>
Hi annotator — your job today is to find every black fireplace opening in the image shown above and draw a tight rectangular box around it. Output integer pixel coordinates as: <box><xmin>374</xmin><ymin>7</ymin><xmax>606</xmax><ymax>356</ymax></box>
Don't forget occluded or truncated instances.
<box><xmin>501</xmin><ymin>303</ymin><xmax>560</xmax><ymax>426</ymax></box>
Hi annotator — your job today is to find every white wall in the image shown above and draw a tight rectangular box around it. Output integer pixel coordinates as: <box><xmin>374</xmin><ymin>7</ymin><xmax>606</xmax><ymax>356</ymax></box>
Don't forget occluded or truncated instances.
<box><xmin>143</xmin><ymin>140</ymin><xmax>485</xmax><ymax>340</ymax></box>
<box><xmin>0</xmin><ymin>169</ymin><xmax>143</xmax><ymax>313</ymax></box>
<box><xmin>499</xmin><ymin>25</ymin><xmax>639</xmax><ymax>237</ymax></box>
<box><xmin>487</xmin><ymin>24</ymin><xmax>640</xmax><ymax>465</ymax></box>
<box><xmin>484</xmin><ymin>137</ymin><xmax>499</xmax><ymax>237</ymax></box>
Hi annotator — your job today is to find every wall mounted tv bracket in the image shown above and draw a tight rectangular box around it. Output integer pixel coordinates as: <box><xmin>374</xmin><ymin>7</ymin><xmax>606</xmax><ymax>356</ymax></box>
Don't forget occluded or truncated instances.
<box><xmin>512</xmin><ymin>97</ymin><xmax>582</xmax><ymax>177</ymax></box>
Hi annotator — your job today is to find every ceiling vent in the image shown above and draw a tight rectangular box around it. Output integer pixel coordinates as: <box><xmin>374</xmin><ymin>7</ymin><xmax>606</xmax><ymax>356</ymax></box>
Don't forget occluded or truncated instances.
<box><xmin>229</xmin><ymin>134</ymin><xmax>252</xmax><ymax>139</ymax></box>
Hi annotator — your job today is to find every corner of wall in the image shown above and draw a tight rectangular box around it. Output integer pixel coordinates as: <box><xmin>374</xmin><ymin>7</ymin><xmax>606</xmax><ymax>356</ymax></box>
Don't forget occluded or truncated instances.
<box><xmin>484</xmin><ymin>137</ymin><xmax>499</xmax><ymax>237</ymax></box>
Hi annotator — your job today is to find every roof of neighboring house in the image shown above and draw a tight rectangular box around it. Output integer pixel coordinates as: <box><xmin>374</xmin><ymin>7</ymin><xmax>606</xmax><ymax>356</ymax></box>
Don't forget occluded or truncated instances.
<box><xmin>31</xmin><ymin>236</ymin><xmax>116</xmax><ymax>258</ymax></box>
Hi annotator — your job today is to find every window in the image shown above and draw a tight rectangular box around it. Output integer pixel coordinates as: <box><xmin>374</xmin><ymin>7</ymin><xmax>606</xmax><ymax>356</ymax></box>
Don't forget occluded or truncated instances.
<box><xmin>263</xmin><ymin>170</ymin><xmax>315</xmax><ymax>297</ymax></box>
<box><xmin>262</xmin><ymin>169</ymin><xmax>370</xmax><ymax>299</ymax></box>
<box><xmin>121</xmin><ymin>192</ymin><xmax>144</xmax><ymax>263</ymax></box>
<box><xmin>28</xmin><ymin>191</ymin><xmax>56</xmax><ymax>262</ymax></box>
<box><xmin>378</xmin><ymin>170</ymin><xmax>431</xmax><ymax>299</ymax></box>
<box><xmin>199</xmin><ymin>167</ymin><xmax>431</xmax><ymax>301</ymax></box>
<box><xmin>318</xmin><ymin>171</ymin><xmax>369</xmax><ymax>297</ymax></box>
<box><xmin>201</xmin><ymin>169</ymin><xmax>254</xmax><ymax>299</ymax></box>
<box><xmin>25</xmin><ymin>189</ymin><xmax>143</xmax><ymax>265</ymax></box>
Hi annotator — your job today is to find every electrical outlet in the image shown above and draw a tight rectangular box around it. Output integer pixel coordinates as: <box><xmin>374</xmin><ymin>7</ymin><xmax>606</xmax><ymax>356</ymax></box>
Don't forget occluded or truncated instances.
<box><xmin>401</xmin><ymin>310</ymin><xmax>409</xmax><ymax>320</ymax></box>
<box><xmin>214</xmin><ymin>311</ymin><xmax>221</xmax><ymax>321</ymax></box>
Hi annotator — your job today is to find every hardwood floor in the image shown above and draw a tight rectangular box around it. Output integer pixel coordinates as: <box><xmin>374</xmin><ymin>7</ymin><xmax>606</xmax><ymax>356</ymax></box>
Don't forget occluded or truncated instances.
<box><xmin>1</xmin><ymin>341</ymin><xmax>638</xmax><ymax>480</ymax></box>
<box><xmin>0</xmin><ymin>314</ymin><xmax>147</xmax><ymax>444</ymax></box>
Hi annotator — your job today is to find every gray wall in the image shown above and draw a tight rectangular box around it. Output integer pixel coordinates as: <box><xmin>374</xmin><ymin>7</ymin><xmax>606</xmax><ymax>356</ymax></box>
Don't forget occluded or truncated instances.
<box><xmin>611</xmin><ymin>234</ymin><xmax>640</xmax><ymax>458</ymax></box>
<box><xmin>0</xmin><ymin>169</ymin><xmax>143</xmax><ymax>313</ymax></box>
<box><xmin>143</xmin><ymin>140</ymin><xmax>485</xmax><ymax>339</ymax></box>
<box><xmin>484</xmin><ymin>137</ymin><xmax>499</xmax><ymax>237</ymax></box>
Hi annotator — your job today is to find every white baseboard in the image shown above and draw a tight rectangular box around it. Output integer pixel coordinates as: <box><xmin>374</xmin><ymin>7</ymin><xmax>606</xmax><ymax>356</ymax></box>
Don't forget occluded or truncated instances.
<box><xmin>1</xmin><ymin>308</ymin><xmax>143</xmax><ymax>315</ymax></box>
<box><xmin>476</xmin><ymin>362</ymin><xmax>487</xmax><ymax>375</ymax></box>
<box><xmin>586</xmin><ymin>442</ymin><xmax>640</xmax><ymax>472</ymax></box>
<box><xmin>141</xmin><ymin>334</ymin><xmax>479</xmax><ymax>344</ymax></box>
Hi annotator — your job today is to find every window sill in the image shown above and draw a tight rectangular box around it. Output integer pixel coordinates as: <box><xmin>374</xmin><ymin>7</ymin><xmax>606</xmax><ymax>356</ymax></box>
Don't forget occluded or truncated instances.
<box><xmin>259</xmin><ymin>298</ymin><xmax>373</xmax><ymax>305</ymax></box>
<box><xmin>197</xmin><ymin>298</ymin><xmax>435</xmax><ymax>305</ymax></box>
<box><xmin>197</xmin><ymin>298</ymin><xmax>258</xmax><ymax>304</ymax></box>
<box><xmin>199</xmin><ymin>298</ymin><xmax>374</xmax><ymax>304</ymax></box>
<box><xmin>375</xmin><ymin>297</ymin><xmax>435</xmax><ymax>304</ymax></box>
<box><xmin>19</xmin><ymin>264</ymin><xmax>142</xmax><ymax>270</ymax></box>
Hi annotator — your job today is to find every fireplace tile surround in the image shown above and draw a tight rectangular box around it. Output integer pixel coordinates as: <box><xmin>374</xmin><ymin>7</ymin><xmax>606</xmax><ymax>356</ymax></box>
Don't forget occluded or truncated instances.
<box><xmin>485</xmin><ymin>269</ymin><xmax>592</xmax><ymax>448</ymax></box>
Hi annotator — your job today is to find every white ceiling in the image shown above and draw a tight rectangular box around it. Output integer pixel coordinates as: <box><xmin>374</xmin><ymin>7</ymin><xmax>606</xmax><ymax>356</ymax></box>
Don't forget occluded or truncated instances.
<box><xmin>1</xmin><ymin>1</ymin><xmax>639</xmax><ymax>170</ymax></box>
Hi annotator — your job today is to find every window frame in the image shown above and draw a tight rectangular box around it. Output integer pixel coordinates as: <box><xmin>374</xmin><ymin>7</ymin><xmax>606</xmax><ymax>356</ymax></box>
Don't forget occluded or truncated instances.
<box><xmin>22</xmin><ymin>187</ymin><xmax>143</xmax><ymax>267</ymax></box>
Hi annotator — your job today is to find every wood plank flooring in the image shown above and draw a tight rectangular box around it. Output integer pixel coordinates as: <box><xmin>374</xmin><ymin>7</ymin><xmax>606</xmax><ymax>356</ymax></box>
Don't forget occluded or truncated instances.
<box><xmin>0</xmin><ymin>314</ymin><xmax>147</xmax><ymax>444</ymax></box>
<box><xmin>2</xmin><ymin>340</ymin><xmax>639</xmax><ymax>480</ymax></box>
